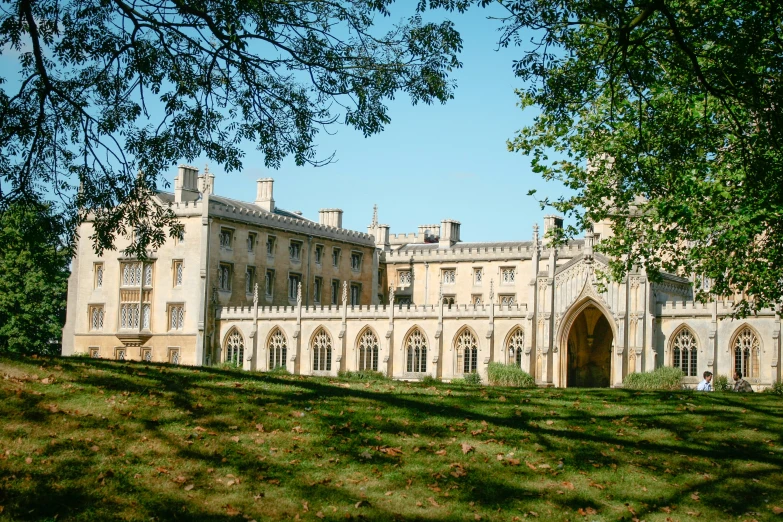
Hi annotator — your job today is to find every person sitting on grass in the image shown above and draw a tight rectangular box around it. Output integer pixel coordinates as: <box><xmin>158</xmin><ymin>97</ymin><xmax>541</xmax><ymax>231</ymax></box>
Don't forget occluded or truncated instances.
<box><xmin>697</xmin><ymin>371</ymin><xmax>713</xmax><ymax>391</ymax></box>
<box><xmin>733</xmin><ymin>371</ymin><xmax>754</xmax><ymax>392</ymax></box>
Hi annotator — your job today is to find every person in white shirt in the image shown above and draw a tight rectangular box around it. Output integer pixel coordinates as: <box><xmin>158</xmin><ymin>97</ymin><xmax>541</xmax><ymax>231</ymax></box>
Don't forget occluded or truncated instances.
<box><xmin>696</xmin><ymin>371</ymin><xmax>713</xmax><ymax>391</ymax></box>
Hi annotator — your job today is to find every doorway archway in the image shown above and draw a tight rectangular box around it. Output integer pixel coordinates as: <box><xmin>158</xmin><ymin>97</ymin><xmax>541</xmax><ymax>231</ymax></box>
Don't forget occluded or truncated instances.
<box><xmin>557</xmin><ymin>299</ymin><xmax>616</xmax><ymax>387</ymax></box>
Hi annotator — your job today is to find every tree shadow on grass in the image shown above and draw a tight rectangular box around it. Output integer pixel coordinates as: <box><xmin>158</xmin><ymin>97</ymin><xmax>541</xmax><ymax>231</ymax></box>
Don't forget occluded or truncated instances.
<box><xmin>2</xmin><ymin>355</ymin><xmax>783</xmax><ymax>520</ymax></box>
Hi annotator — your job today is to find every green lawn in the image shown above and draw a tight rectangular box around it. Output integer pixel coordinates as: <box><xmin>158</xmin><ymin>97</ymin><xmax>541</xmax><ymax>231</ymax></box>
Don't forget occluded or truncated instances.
<box><xmin>1</xmin><ymin>356</ymin><xmax>782</xmax><ymax>522</ymax></box>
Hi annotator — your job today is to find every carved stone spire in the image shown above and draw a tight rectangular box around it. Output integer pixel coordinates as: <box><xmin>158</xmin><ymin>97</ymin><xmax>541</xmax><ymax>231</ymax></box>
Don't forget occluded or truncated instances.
<box><xmin>342</xmin><ymin>281</ymin><xmax>348</xmax><ymax>305</ymax></box>
<box><xmin>371</xmin><ymin>204</ymin><xmax>378</xmax><ymax>228</ymax></box>
<box><xmin>533</xmin><ymin>223</ymin><xmax>540</xmax><ymax>252</ymax></box>
<box><xmin>489</xmin><ymin>279</ymin><xmax>495</xmax><ymax>301</ymax></box>
<box><xmin>296</xmin><ymin>281</ymin><xmax>302</xmax><ymax>305</ymax></box>
<box><xmin>389</xmin><ymin>285</ymin><xmax>395</xmax><ymax>304</ymax></box>
<box><xmin>253</xmin><ymin>282</ymin><xmax>258</xmax><ymax>305</ymax></box>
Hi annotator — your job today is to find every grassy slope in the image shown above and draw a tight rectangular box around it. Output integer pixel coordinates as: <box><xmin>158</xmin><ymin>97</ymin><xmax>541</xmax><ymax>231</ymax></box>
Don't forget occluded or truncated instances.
<box><xmin>1</xmin><ymin>356</ymin><xmax>782</xmax><ymax>522</ymax></box>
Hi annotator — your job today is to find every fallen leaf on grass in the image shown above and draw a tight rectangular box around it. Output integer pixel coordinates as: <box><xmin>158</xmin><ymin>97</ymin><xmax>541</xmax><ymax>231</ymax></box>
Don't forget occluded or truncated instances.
<box><xmin>303</xmin><ymin>501</ymin><xmax>309</xmax><ymax>512</ymax></box>
<box><xmin>379</xmin><ymin>446</ymin><xmax>403</xmax><ymax>457</ymax></box>
<box><xmin>315</xmin><ymin>512</ymin><xmax>324</xmax><ymax>519</ymax></box>
<box><xmin>224</xmin><ymin>504</ymin><xmax>240</xmax><ymax>516</ymax></box>
<box><xmin>691</xmin><ymin>492</ymin><xmax>700</xmax><ymax>502</ymax></box>
<box><xmin>435</xmin><ymin>449</ymin><xmax>447</xmax><ymax>456</ymax></box>
<box><xmin>25</xmin><ymin>457</ymin><xmax>32</xmax><ymax>464</ymax></box>
<box><xmin>577</xmin><ymin>507</ymin><xmax>597</xmax><ymax>516</ymax></box>
<box><xmin>427</xmin><ymin>497</ymin><xmax>440</xmax><ymax>507</ymax></box>
<box><xmin>525</xmin><ymin>461</ymin><xmax>537</xmax><ymax>471</ymax></box>
<box><xmin>231</xmin><ymin>436</ymin><xmax>240</xmax><ymax>443</ymax></box>
<box><xmin>546</xmin><ymin>420</ymin><xmax>554</xmax><ymax>425</ymax></box>
<box><xmin>184</xmin><ymin>484</ymin><xmax>194</xmax><ymax>491</ymax></box>
<box><xmin>561</xmin><ymin>481</ymin><xmax>574</xmax><ymax>490</ymax></box>
<box><xmin>461</xmin><ymin>442</ymin><xmax>474</xmax><ymax>454</ymax></box>
<box><xmin>355</xmin><ymin>500</ymin><xmax>369</xmax><ymax>508</ymax></box>
<box><xmin>385</xmin><ymin>491</ymin><xmax>393</xmax><ymax>496</ymax></box>
<box><xmin>90</xmin><ymin>445</ymin><xmax>100</xmax><ymax>452</ymax></box>
<box><xmin>772</xmin><ymin>506</ymin><xmax>783</xmax><ymax>514</ymax></box>
<box><xmin>173</xmin><ymin>476</ymin><xmax>187</xmax><ymax>484</ymax></box>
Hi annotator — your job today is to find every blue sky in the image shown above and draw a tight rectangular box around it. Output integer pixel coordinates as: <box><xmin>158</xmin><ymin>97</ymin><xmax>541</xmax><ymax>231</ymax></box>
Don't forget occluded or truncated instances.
<box><xmin>165</xmin><ymin>7</ymin><xmax>570</xmax><ymax>243</ymax></box>
<box><xmin>0</xmin><ymin>5</ymin><xmax>572</xmax><ymax>242</ymax></box>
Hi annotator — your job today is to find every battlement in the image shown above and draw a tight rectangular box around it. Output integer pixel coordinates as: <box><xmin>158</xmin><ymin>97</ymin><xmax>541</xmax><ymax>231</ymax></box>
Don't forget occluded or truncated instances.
<box><xmin>658</xmin><ymin>300</ymin><xmax>777</xmax><ymax>317</ymax></box>
<box><xmin>208</xmin><ymin>202</ymin><xmax>375</xmax><ymax>246</ymax></box>
<box><xmin>216</xmin><ymin>301</ymin><xmax>530</xmax><ymax>320</ymax></box>
<box><xmin>168</xmin><ymin>199</ymin><xmax>203</xmax><ymax>215</ymax></box>
<box><xmin>389</xmin><ymin>232</ymin><xmax>420</xmax><ymax>244</ymax></box>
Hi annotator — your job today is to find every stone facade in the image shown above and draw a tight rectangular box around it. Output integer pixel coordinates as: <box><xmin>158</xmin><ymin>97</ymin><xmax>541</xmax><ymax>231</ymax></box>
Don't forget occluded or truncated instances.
<box><xmin>62</xmin><ymin>169</ymin><xmax>782</xmax><ymax>389</ymax></box>
<box><xmin>61</xmin><ymin>166</ymin><xmax>377</xmax><ymax>366</ymax></box>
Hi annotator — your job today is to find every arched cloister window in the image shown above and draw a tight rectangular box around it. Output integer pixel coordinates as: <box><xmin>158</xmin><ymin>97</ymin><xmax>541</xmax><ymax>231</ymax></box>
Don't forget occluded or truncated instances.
<box><xmin>506</xmin><ymin>328</ymin><xmax>524</xmax><ymax>368</ymax></box>
<box><xmin>268</xmin><ymin>328</ymin><xmax>287</xmax><ymax>370</ymax></box>
<box><xmin>225</xmin><ymin>329</ymin><xmax>244</xmax><ymax>366</ymax></box>
<box><xmin>671</xmin><ymin>327</ymin><xmax>698</xmax><ymax>377</ymax></box>
<box><xmin>455</xmin><ymin>328</ymin><xmax>478</xmax><ymax>374</ymax></box>
<box><xmin>312</xmin><ymin>328</ymin><xmax>332</xmax><ymax>372</ymax></box>
<box><xmin>405</xmin><ymin>328</ymin><xmax>427</xmax><ymax>373</ymax></box>
<box><xmin>732</xmin><ymin>327</ymin><xmax>760</xmax><ymax>379</ymax></box>
<box><xmin>357</xmin><ymin>328</ymin><xmax>379</xmax><ymax>371</ymax></box>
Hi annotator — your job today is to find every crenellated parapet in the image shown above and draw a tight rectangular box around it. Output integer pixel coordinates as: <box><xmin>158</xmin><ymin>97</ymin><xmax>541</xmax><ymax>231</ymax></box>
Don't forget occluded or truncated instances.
<box><xmin>207</xmin><ymin>201</ymin><xmax>375</xmax><ymax>246</ymax></box>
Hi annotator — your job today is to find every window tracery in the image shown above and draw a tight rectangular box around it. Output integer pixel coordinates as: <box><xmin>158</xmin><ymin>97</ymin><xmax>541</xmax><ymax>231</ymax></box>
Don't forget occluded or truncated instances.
<box><xmin>268</xmin><ymin>328</ymin><xmax>287</xmax><ymax>370</ymax></box>
<box><xmin>672</xmin><ymin>328</ymin><xmax>698</xmax><ymax>377</ymax></box>
<box><xmin>312</xmin><ymin>328</ymin><xmax>332</xmax><ymax>371</ymax></box>
<box><xmin>358</xmin><ymin>329</ymin><xmax>379</xmax><ymax>371</ymax></box>
<box><xmin>225</xmin><ymin>329</ymin><xmax>244</xmax><ymax>366</ymax></box>
<box><xmin>733</xmin><ymin>327</ymin><xmax>760</xmax><ymax>379</ymax></box>
<box><xmin>506</xmin><ymin>328</ymin><xmax>524</xmax><ymax>367</ymax></box>
<box><xmin>455</xmin><ymin>329</ymin><xmax>478</xmax><ymax>374</ymax></box>
<box><xmin>405</xmin><ymin>329</ymin><xmax>427</xmax><ymax>373</ymax></box>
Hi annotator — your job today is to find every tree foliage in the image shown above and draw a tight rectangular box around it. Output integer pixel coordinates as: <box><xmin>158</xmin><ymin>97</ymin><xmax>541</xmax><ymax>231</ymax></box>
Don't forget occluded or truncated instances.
<box><xmin>494</xmin><ymin>0</ymin><xmax>783</xmax><ymax>314</ymax></box>
<box><xmin>0</xmin><ymin>0</ymin><xmax>467</xmax><ymax>258</ymax></box>
<box><xmin>0</xmin><ymin>200</ymin><xmax>70</xmax><ymax>355</ymax></box>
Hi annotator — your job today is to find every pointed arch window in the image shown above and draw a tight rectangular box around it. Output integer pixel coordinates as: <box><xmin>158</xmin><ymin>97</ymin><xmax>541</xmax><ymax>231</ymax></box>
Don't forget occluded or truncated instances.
<box><xmin>672</xmin><ymin>328</ymin><xmax>698</xmax><ymax>377</ymax></box>
<box><xmin>455</xmin><ymin>329</ymin><xmax>478</xmax><ymax>374</ymax></box>
<box><xmin>733</xmin><ymin>328</ymin><xmax>760</xmax><ymax>379</ymax></box>
<box><xmin>312</xmin><ymin>328</ymin><xmax>332</xmax><ymax>372</ymax></box>
<box><xmin>506</xmin><ymin>328</ymin><xmax>524</xmax><ymax>367</ymax></box>
<box><xmin>268</xmin><ymin>328</ymin><xmax>287</xmax><ymax>370</ymax></box>
<box><xmin>225</xmin><ymin>329</ymin><xmax>245</xmax><ymax>366</ymax></box>
<box><xmin>358</xmin><ymin>329</ymin><xmax>379</xmax><ymax>371</ymax></box>
<box><xmin>405</xmin><ymin>329</ymin><xmax>427</xmax><ymax>373</ymax></box>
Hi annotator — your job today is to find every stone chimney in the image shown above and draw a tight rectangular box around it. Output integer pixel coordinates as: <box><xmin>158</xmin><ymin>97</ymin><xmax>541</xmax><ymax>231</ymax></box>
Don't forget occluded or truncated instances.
<box><xmin>417</xmin><ymin>224</ymin><xmax>440</xmax><ymax>244</ymax></box>
<box><xmin>255</xmin><ymin>178</ymin><xmax>275</xmax><ymax>212</ymax></box>
<box><xmin>543</xmin><ymin>215</ymin><xmax>564</xmax><ymax>235</ymax></box>
<box><xmin>175</xmin><ymin>165</ymin><xmax>200</xmax><ymax>203</ymax></box>
<box><xmin>319</xmin><ymin>208</ymin><xmax>343</xmax><ymax>228</ymax></box>
<box><xmin>439</xmin><ymin>219</ymin><xmax>461</xmax><ymax>248</ymax></box>
<box><xmin>375</xmin><ymin>224</ymin><xmax>390</xmax><ymax>251</ymax></box>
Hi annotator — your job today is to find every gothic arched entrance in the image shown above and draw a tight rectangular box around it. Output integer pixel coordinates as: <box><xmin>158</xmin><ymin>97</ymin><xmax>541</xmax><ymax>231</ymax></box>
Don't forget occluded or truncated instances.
<box><xmin>558</xmin><ymin>300</ymin><xmax>615</xmax><ymax>388</ymax></box>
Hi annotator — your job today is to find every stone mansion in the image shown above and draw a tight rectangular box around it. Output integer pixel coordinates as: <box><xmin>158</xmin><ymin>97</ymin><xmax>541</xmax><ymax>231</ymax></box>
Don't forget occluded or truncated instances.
<box><xmin>62</xmin><ymin>165</ymin><xmax>781</xmax><ymax>389</ymax></box>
